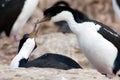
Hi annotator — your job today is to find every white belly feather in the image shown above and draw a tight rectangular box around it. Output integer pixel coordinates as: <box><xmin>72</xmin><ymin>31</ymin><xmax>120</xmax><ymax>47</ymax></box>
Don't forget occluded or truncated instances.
<box><xmin>67</xmin><ymin>21</ymin><xmax>119</xmax><ymax>75</ymax></box>
<box><xmin>77</xmin><ymin>30</ymin><xmax>117</xmax><ymax>73</ymax></box>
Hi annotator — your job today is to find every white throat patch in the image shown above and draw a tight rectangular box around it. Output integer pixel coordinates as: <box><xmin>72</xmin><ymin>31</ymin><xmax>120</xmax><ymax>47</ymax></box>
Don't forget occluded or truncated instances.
<box><xmin>51</xmin><ymin>11</ymin><xmax>74</xmax><ymax>23</ymax></box>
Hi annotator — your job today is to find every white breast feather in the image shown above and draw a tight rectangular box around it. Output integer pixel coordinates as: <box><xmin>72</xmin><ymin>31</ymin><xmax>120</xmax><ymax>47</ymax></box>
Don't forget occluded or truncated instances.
<box><xmin>72</xmin><ymin>22</ymin><xmax>118</xmax><ymax>74</ymax></box>
<box><xmin>50</xmin><ymin>9</ymin><xmax>119</xmax><ymax>76</ymax></box>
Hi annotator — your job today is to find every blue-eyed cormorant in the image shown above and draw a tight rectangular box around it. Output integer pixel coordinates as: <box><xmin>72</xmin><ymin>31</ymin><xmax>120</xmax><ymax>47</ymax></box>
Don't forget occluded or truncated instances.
<box><xmin>35</xmin><ymin>6</ymin><xmax>120</xmax><ymax>78</ymax></box>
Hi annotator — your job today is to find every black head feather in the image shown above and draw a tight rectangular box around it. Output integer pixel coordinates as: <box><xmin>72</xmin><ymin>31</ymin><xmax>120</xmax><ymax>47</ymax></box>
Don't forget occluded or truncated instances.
<box><xmin>44</xmin><ymin>6</ymin><xmax>72</xmax><ymax>17</ymax></box>
<box><xmin>18</xmin><ymin>34</ymin><xmax>30</xmax><ymax>52</ymax></box>
<box><xmin>18</xmin><ymin>34</ymin><xmax>37</xmax><ymax>53</ymax></box>
<box><xmin>44</xmin><ymin>6</ymin><xmax>89</xmax><ymax>23</ymax></box>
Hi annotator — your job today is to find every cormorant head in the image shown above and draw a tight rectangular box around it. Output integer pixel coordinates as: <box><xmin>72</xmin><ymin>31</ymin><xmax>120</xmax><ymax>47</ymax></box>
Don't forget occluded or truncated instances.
<box><xmin>35</xmin><ymin>5</ymin><xmax>77</xmax><ymax>24</ymax></box>
<box><xmin>35</xmin><ymin>4</ymin><xmax>89</xmax><ymax>25</ymax></box>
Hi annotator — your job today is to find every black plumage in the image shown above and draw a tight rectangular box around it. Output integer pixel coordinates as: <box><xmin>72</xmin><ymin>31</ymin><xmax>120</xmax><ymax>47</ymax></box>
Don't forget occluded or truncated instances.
<box><xmin>25</xmin><ymin>53</ymin><xmax>82</xmax><ymax>69</ymax></box>
<box><xmin>36</xmin><ymin>5</ymin><xmax>120</xmax><ymax>78</ymax></box>
<box><xmin>0</xmin><ymin>0</ymin><xmax>25</xmax><ymax>36</ymax></box>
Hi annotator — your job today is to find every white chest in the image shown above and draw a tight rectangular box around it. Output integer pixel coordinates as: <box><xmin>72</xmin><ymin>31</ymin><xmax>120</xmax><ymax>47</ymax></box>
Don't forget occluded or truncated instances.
<box><xmin>70</xmin><ymin>22</ymin><xmax>118</xmax><ymax>73</ymax></box>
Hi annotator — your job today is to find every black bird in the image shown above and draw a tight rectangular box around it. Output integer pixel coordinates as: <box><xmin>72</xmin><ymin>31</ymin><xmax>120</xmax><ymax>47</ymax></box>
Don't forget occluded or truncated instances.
<box><xmin>0</xmin><ymin>0</ymin><xmax>39</xmax><ymax>41</ymax></box>
<box><xmin>10</xmin><ymin>24</ymin><xmax>81</xmax><ymax>69</ymax></box>
<box><xmin>51</xmin><ymin>1</ymin><xmax>89</xmax><ymax>33</ymax></box>
<box><xmin>36</xmin><ymin>5</ymin><xmax>120</xmax><ymax>78</ymax></box>
<box><xmin>25</xmin><ymin>53</ymin><xmax>81</xmax><ymax>69</ymax></box>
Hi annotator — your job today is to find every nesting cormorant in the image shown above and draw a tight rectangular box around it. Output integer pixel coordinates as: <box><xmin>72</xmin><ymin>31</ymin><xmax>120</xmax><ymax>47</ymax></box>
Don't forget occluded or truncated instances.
<box><xmin>10</xmin><ymin>23</ymin><xmax>82</xmax><ymax>69</ymax></box>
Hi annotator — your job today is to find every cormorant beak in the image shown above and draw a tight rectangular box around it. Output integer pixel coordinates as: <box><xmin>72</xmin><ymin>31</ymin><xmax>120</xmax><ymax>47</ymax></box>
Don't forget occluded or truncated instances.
<box><xmin>30</xmin><ymin>16</ymin><xmax>51</xmax><ymax>38</ymax></box>
<box><xmin>29</xmin><ymin>23</ymin><xmax>39</xmax><ymax>39</ymax></box>
<box><xmin>35</xmin><ymin>16</ymin><xmax>51</xmax><ymax>24</ymax></box>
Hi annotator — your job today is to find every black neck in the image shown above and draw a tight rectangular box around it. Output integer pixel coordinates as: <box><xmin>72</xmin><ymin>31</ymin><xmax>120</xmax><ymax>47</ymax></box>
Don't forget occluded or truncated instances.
<box><xmin>72</xmin><ymin>10</ymin><xmax>90</xmax><ymax>23</ymax></box>
<box><xmin>19</xmin><ymin>58</ymin><xmax>28</xmax><ymax>67</ymax></box>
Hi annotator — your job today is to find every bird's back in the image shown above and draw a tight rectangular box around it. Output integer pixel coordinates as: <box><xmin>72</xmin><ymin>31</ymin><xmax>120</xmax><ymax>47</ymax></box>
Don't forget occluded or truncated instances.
<box><xmin>26</xmin><ymin>53</ymin><xmax>81</xmax><ymax>69</ymax></box>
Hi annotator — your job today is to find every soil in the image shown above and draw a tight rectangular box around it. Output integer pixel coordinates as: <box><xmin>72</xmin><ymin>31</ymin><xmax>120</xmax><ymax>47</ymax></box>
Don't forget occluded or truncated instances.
<box><xmin>0</xmin><ymin>0</ymin><xmax>120</xmax><ymax>80</ymax></box>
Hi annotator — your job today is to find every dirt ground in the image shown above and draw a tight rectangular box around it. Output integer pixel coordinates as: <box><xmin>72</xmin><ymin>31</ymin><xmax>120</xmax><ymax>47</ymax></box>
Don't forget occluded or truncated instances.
<box><xmin>0</xmin><ymin>0</ymin><xmax>120</xmax><ymax>80</ymax></box>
